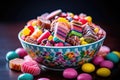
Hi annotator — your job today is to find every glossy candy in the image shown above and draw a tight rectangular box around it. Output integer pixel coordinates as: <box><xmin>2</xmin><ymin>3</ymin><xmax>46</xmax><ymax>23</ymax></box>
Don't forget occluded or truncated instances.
<box><xmin>112</xmin><ymin>51</ymin><xmax>120</xmax><ymax>58</ymax></box>
<box><xmin>63</xmin><ymin>68</ymin><xmax>78</xmax><ymax>79</ymax></box>
<box><xmin>6</xmin><ymin>51</ymin><xmax>19</xmax><ymax>61</ymax></box>
<box><xmin>54</xmin><ymin>42</ymin><xmax>64</xmax><ymax>46</ymax></box>
<box><xmin>37</xmin><ymin>30</ymin><xmax>51</xmax><ymax>44</ymax></box>
<box><xmin>37</xmin><ymin>78</ymin><xmax>50</xmax><ymax>80</ymax></box>
<box><xmin>81</xmin><ymin>63</ymin><xmax>95</xmax><ymax>73</ymax></box>
<box><xmin>77</xmin><ymin>73</ymin><xmax>92</xmax><ymax>80</ymax></box>
<box><xmin>30</xmin><ymin>29</ymin><xmax>43</xmax><ymax>39</ymax></box>
<box><xmin>96</xmin><ymin>68</ymin><xmax>111</xmax><ymax>77</ymax></box>
<box><xmin>18</xmin><ymin>73</ymin><xmax>34</xmax><ymax>80</ymax></box>
<box><xmin>100</xmin><ymin>60</ymin><xmax>114</xmax><ymax>69</ymax></box>
<box><xmin>92</xmin><ymin>56</ymin><xmax>104</xmax><ymax>65</ymax></box>
<box><xmin>15</xmin><ymin>48</ymin><xmax>27</xmax><ymax>58</ymax></box>
<box><xmin>106</xmin><ymin>52</ymin><xmax>119</xmax><ymax>63</ymax></box>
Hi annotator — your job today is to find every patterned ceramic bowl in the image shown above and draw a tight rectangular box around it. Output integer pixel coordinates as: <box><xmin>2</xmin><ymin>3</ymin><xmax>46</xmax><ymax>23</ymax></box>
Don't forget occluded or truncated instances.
<box><xmin>18</xmin><ymin>30</ymin><xmax>106</xmax><ymax>71</ymax></box>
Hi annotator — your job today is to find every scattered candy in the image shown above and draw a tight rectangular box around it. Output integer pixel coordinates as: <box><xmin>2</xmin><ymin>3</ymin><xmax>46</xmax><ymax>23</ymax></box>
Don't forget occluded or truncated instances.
<box><xmin>37</xmin><ymin>78</ymin><xmax>50</xmax><ymax>80</ymax></box>
<box><xmin>92</xmin><ymin>56</ymin><xmax>104</xmax><ymax>65</ymax></box>
<box><xmin>15</xmin><ymin>48</ymin><xmax>27</xmax><ymax>58</ymax></box>
<box><xmin>100</xmin><ymin>60</ymin><xmax>114</xmax><ymax>69</ymax></box>
<box><xmin>112</xmin><ymin>51</ymin><xmax>120</xmax><ymax>58</ymax></box>
<box><xmin>18</xmin><ymin>73</ymin><xmax>34</xmax><ymax>80</ymax></box>
<box><xmin>63</xmin><ymin>68</ymin><xmax>78</xmax><ymax>79</ymax></box>
<box><xmin>106</xmin><ymin>52</ymin><xmax>119</xmax><ymax>63</ymax></box>
<box><xmin>21</xmin><ymin>61</ymin><xmax>41</xmax><ymax>76</ymax></box>
<box><xmin>96</xmin><ymin>68</ymin><xmax>111</xmax><ymax>77</ymax></box>
<box><xmin>81</xmin><ymin>63</ymin><xmax>95</xmax><ymax>73</ymax></box>
<box><xmin>6</xmin><ymin>51</ymin><xmax>19</xmax><ymax>61</ymax></box>
<box><xmin>9</xmin><ymin>58</ymin><xmax>24</xmax><ymax>71</ymax></box>
<box><xmin>77</xmin><ymin>73</ymin><xmax>92</xmax><ymax>80</ymax></box>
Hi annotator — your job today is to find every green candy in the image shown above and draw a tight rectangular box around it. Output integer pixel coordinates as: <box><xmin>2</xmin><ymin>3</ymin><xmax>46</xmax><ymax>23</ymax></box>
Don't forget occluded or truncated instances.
<box><xmin>18</xmin><ymin>73</ymin><xmax>34</xmax><ymax>80</ymax></box>
<box><xmin>68</xmin><ymin>30</ymin><xmax>82</xmax><ymax>37</ymax></box>
<box><xmin>106</xmin><ymin>52</ymin><xmax>119</xmax><ymax>63</ymax></box>
<box><xmin>6</xmin><ymin>51</ymin><xmax>19</xmax><ymax>61</ymax></box>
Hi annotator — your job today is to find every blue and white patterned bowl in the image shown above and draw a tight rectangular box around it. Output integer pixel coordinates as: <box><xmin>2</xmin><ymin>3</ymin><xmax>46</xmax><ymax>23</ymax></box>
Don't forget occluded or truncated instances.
<box><xmin>18</xmin><ymin>30</ymin><xmax>106</xmax><ymax>71</ymax></box>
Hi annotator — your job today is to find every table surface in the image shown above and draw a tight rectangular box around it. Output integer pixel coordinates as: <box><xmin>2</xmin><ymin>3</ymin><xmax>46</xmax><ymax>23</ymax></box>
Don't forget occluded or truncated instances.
<box><xmin>0</xmin><ymin>22</ymin><xmax>120</xmax><ymax>80</ymax></box>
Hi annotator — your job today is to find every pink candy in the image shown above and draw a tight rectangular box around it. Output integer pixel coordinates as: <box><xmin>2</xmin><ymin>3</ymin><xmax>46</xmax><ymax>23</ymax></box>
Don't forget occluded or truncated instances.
<box><xmin>77</xmin><ymin>73</ymin><xmax>92</xmax><ymax>80</ymax></box>
<box><xmin>100</xmin><ymin>60</ymin><xmax>114</xmax><ymax>69</ymax></box>
<box><xmin>92</xmin><ymin>56</ymin><xmax>104</xmax><ymax>65</ymax></box>
<box><xmin>15</xmin><ymin>48</ymin><xmax>28</xmax><ymax>58</ymax></box>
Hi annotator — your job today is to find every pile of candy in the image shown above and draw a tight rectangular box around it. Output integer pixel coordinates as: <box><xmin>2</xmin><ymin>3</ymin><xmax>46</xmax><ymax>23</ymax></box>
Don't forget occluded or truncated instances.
<box><xmin>6</xmin><ymin>45</ymin><xmax>120</xmax><ymax>80</ymax></box>
<box><xmin>20</xmin><ymin>9</ymin><xmax>105</xmax><ymax>46</ymax></box>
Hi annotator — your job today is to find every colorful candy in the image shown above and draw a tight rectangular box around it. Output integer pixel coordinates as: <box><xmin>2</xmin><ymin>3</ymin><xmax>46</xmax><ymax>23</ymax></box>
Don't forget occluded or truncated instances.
<box><xmin>15</xmin><ymin>48</ymin><xmax>27</xmax><ymax>58</ymax></box>
<box><xmin>21</xmin><ymin>61</ymin><xmax>41</xmax><ymax>76</ymax></box>
<box><xmin>96</xmin><ymin>68</ymin><xmax>111</xmax><ymax>77</ymax></box>
<box><xmin>81</xmin><ymin>63</ymin><xmax>95</xmax><ymax>73</ymax></box>
<box><xmin>63</xmin><ymin>68</ymin><xmax>78</xmax><ymax>79</ymax></box>
<box><xmin>77</xmin><ymin>73</ymin><xmax>92</xmax><ymax>80</ymax></box>
<box><xmin>92</xmin><ymin>56</ymin><xmax>104</xmax><ymax>65</ymax></box>
<box><xmin>6</xmin><ymin>51</ymin><xmax>19</xmax><ymax>61</ymax></box>
<box><xmin>37</xmin><ymin>78</ymin><xmax>50</xmax><ymax>80</ymax></box>
<box><xmin>18</xmin><ymin>73</ymin><xmax>34</xmax><ymax>80</ymax></box>
<box><xmin>100</xmin><ymin>60</ymin><xmax>114</xmax><ymax>69</ymax></box>
<box><xmin>9</xmin><ymin>58</ymin><xmax>24</xmax><ymax>71</ymax></box>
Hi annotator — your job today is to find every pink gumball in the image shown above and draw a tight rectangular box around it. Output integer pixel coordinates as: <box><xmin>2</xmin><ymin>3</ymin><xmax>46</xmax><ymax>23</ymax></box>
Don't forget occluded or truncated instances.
<box><xmin>100</xmin><ymin>60</ymin><xmax>114</xmax><ymax>69</ymax></box>
<box><xmin>15</xmin><ymin>48</ymin><xmax>28</xmax><ymax>58</ymax></box>
<box><xmin>92</xmin><ymin>56</ymin><xmax>104</xmax><ymax>65</ymax></box>
<box><xmin>77</xmin><ymin>73</ymin><xmax>92</xmax><ymax>80</ymax></box>
<box><xmin>63</xmin><ymin>68</ymin><xmax>78</xmax><ymax>79</ymax></box>
<box><xmin>38</xmin><ymin>78</ymin><xmax>50</xmax><ymax>80</ymax></box>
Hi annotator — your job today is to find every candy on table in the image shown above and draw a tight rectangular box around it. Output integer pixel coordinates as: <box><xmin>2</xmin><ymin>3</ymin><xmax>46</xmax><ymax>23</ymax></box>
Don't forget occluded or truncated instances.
<box><xmin>81</xmin><ymin>63</ymin><xmax>95</xmax><ymax>73</ymax></box>
<box><xmin>21</xmin><ymin>60</ymin><xmax>41</xmax><ymax>76</ymax></box>
<box><xmin>66</xmin><ymin>36</ymin><xmax>80</xmax><ymax>46</ymax></box>
<box><xmin>111</xmin><ymin>51</ymin><xmax>120</xmax><ymax>58</ymax></box>
<box><xmin>37</xmin><ymin>30</ymin><xmax>51</xmax><ymax>44</ymax></box>
<box><xmin>37</xmin><ymin>78</ymin><xmax>50</xmax><ymax>80</ymax></box>
<box><xmin>97</xmin><ymin>45</ymin><xmax>110</xmax><ymax>57</ymax></box>
<box><xmin>6</xmin><ymin>51</ymin><xmax>19</xmax><ymax>61</ymax></box>
<box><xmin>24</xmin><ymin>55</ymin><xmax>33</xmax><ymax>61</ymax></box>
<box><xmin>46</xmin><ymin>9</ymin><xmax>62</xmax><ymax>20</ymax></box>
<box><xmin>53</xmin><ymin>22</ymin><xmax>70</xmax><ymax>42</ymax></box>
<box><xmin>18</xmin><ymin>73</ymin><xmax>34</xmax><ymax>80</ymax></box>
<box><xmin>25</xmin><ymin>36</ymin><xmax>38</xmax><ymax>44</ymax></box>
<box><xmin>96</xmin><ymin>68</ymin><xmax>111</xmax><ymax>77</ymax></box>
<box><xmin>9</xmin><ymin>58</ymin><xmax>24</xmax><ymax>71</ymax></box>
<box><xmin>63</xmin><ymin>68</ymin><xmax>78</xmax><ymax>79</ymax></box>
<box><xmin>15</xmin><ymin>48</ymin><xmax>28</xmax><ymax>58</ymax></box>
<box><xmin>100</xmin><ymin>60</ymin><xmax>114</xmax><ymax>69</ymax></box>
<box><xmin>92</xmin><ymin>56</ymin><xmax>104</xmax><ymax>65</ymax></box>
<box><xmin>106</xmin><ymin>52</ymin><xmax>119</xmax><ymax>63</ymax></box>
<box><xmin>77</xmin><ymin>73</ymin><xmax>92</xmax><ymax>80</ymax></box>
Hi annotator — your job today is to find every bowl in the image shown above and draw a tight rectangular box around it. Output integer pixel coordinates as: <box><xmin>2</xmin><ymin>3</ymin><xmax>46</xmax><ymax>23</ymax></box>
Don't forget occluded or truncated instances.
<box><xmin>18</xmin><ymin>30</ymin><xmax>106</xmax><ymax>71</ymax></box>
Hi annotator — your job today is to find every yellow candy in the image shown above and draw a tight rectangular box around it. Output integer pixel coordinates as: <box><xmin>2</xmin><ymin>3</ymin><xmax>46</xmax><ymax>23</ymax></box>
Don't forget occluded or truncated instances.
<box><xmin>22</xmin><ymin>27</ymin><xmax>30</xmax><ymax>36</ymax></box>
<box><xmin>67</xmin><ymin>12</ymin><xmax>74</xmax><ymax>18</ymax></box>
<box><xmin>94</xmin><ymin>27</ymin><xmax>99</xmax><ymax>33</ymax></box>
<box><xmin>57</xmin><ymin>17</ymin><xmax>69</xmax><ymax>24</ymax></box>
<box><xmin>112</xmin><ymin>51</ymin><xmax>120</xmax><ymax>58</ymax></box>
<box><xmin>81</xmin><ymin>63</ymin><xmax>95</xmax><ymax>73</ymax></box>
<box><xmin>32</xmin><ymin>20</ymin><xmax>37</xmax><ymax>27</ymax></box>
<box><xmin>81</xmin><ymin>41</ymin><xmax>88</xmax><ymax>45</ymax></box>
<box><xmin>85</xmin><ymin>16</ymin><xmax>92</xmax><ymax>22</ymax></box>
<box><xmin>96</xmin><ymin>68</ymin><xmax>111</xmax><ymax>77</ymax></box>
<box><xmin>30</xmin><ymin>29</ymin><xmax>42</xmax><ymax>39</ymax></box>
<box><xmin>80</xmin><ymin>37</ymin><xmax>84</xmax><ymax>41</ymax></box>
<box><xmin>48</xmin><ymin>35</ymin><xmax>53</xmax><ymax>41</ymax></box>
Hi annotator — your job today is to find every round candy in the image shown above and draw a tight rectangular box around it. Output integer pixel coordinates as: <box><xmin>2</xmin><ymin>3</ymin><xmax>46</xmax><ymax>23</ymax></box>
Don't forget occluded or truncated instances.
<box><xmin>96</xmin><ymin>68</ymin><xmax>111</xmax><ymax>77</ymax></box>
<box><xmin>77</xmin><ymin>73</ymin><xmax>92</xmax><ymax>80</ymax></box>
<box><xmin>106</xmin><ymin>52</ymin><xmax>119</xmax><ymax>63</ymax></box>
<box><xmin>81</xmin><ymin>63</ymin><xmax>95</xmax><ymax>73</ymax></box>
<box><xmin>112</xmin><ymin>51</ymin><xmax>120</xmax><ymax>58</ymax></box>
<box><xmin>63</xmin><ymin>68</ymin><xmax>78</xmax><ymax>79</ymax></box>
<box><xmin>6</xmin><ymin>51</ymin><xmax>19</xmax><ymax>61</ymax></box>
<box><xmin>100</xmin><ymin>60</ymin><xmax>114</xmax><ymax>69</ymax></box>
<box><xmin>18</xmin><ymin>73</ymin><xmax>34</xmax><ymax>80</ymax></box>
<box><xmin>15</xmin><ymin>48</ymin><xmax>28</xmax><ymax>58</ymax></box>
<box><xmin>38</xmin><ymin>78</ymin><xmax>50</xmax><ymax>80</ymax></box>
<box><xmin>92</xmin><ymin>56</ymin><xmax>104</xmax><ymax>65</ymax></box>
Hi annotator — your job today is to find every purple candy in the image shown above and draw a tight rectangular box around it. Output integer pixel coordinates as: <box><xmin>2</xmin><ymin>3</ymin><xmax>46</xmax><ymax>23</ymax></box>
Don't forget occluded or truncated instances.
<box><xmin>92</xmin><ymin>56</ymin><xmax>104</xmax><ymax>65</ymax></box>
<box><xmin>77</xmin><ymin>73</ymin><xmax>92</xmax><ymax>80</ymax></box>
<box><xmin>63</xmin><ymin>68</ymin><xmax>78</xmax><ymax>79</ymax></box>
<box><xmin>100</xmin><ymin>60</ymin><xmax>114</xmax><ymax>69</ymax></box>
<box><xmin>37</xmin><ymin>78</ymin><xmax>50</xmax><ymax>80</ymax></box>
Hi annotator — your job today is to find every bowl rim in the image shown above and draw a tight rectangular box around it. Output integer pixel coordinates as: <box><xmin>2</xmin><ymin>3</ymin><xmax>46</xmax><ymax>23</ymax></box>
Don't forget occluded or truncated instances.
<box><xmin>18</xmin><ymin>29</ymin><xmax>106</xmax><ymax>49</ymax></box>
